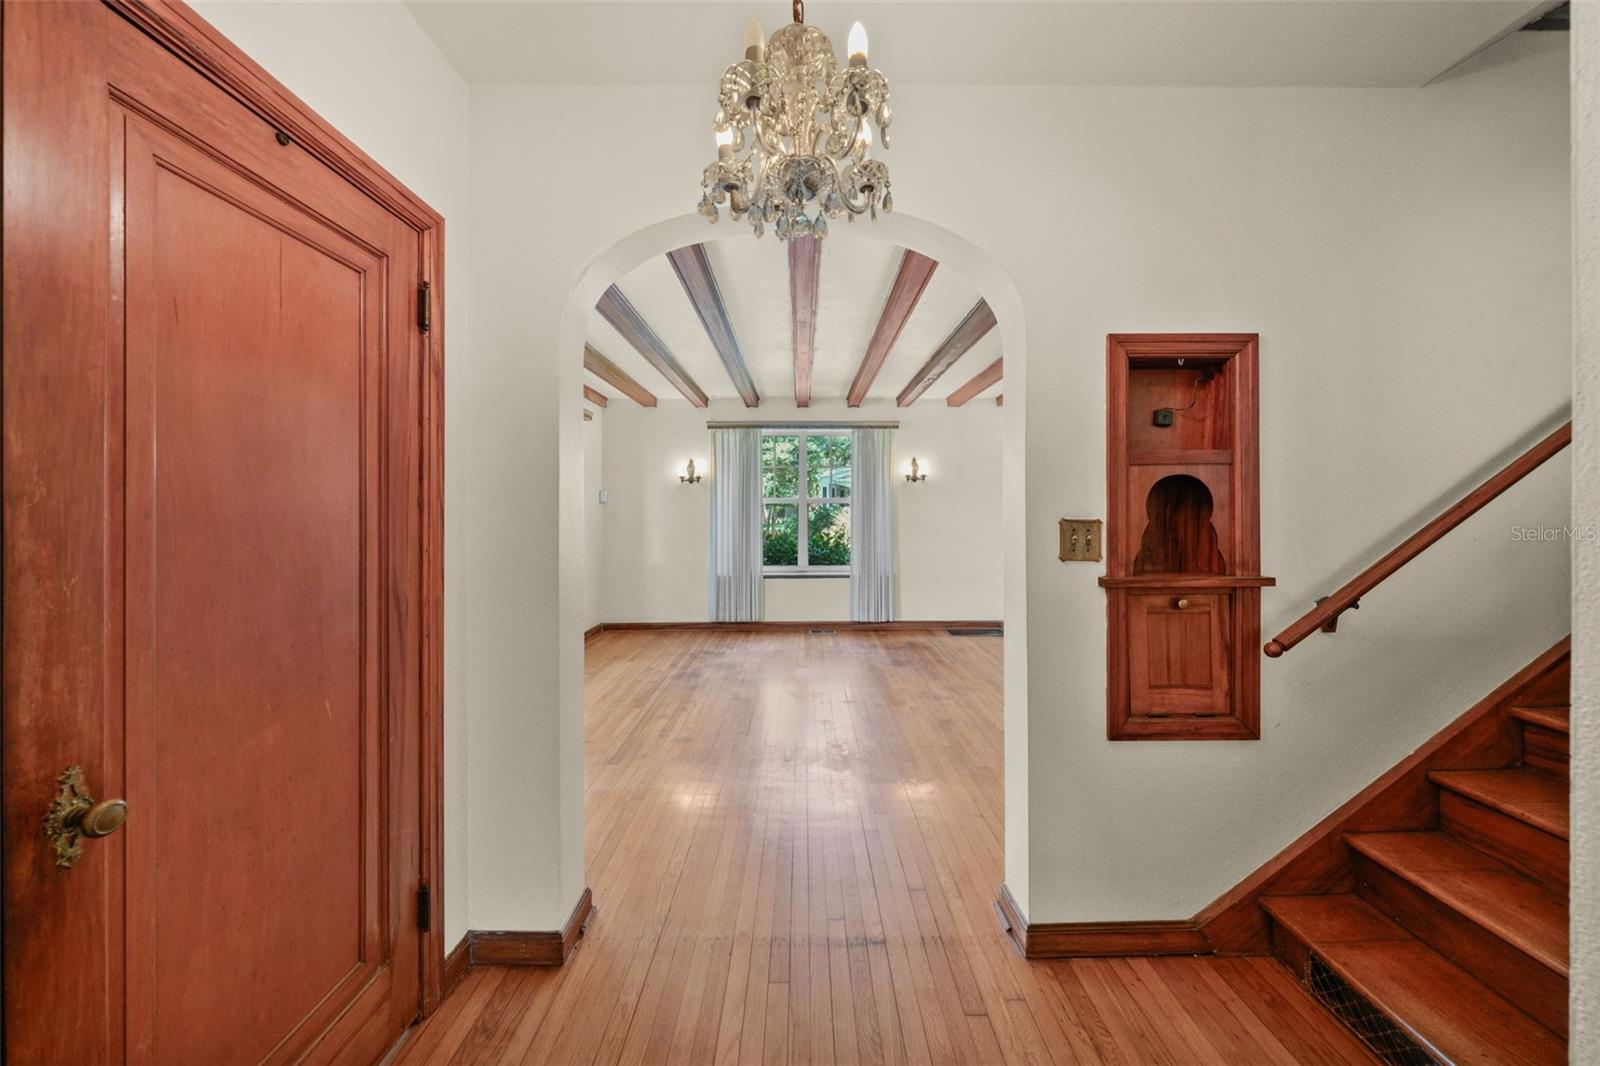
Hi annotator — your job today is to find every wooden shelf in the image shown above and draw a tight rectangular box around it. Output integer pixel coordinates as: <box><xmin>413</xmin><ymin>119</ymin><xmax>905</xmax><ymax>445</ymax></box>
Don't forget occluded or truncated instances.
<box><xmin>1098</xmin><ymin>575</ymin><xmax>1275</xmax><ymax>590</ymax></box>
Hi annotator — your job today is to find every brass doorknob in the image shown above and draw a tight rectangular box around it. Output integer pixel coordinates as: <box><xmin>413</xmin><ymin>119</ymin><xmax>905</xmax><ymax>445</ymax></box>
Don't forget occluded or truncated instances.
<box><xmin>43</xmin><ymin>765</ymin><xmax>128</xmax><ymax>869</ymax></box>
<box><xmin>1174</xmin><ymin>597</ymin><xmax>1191</xmax><ymax>610</ymax></box>
<box><xmin>78</xmin><ymin>798</ymin><xmax>129</xmax><ymax>838</ymax></box>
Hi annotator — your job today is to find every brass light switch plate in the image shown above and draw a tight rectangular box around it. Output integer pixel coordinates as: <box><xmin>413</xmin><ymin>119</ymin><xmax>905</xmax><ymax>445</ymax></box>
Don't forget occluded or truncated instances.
<box><xmin>1059</xmin><ymin>519</ymin><xmax>1103</xmax><ymax>562</ymax></box>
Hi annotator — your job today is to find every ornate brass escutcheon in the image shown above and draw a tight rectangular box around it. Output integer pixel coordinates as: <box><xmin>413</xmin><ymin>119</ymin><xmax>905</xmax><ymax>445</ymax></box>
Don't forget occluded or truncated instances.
<box><xmin>43</xmin><ymin>765</ymin><xmax>128</xmax><ymax>869</ymax></box>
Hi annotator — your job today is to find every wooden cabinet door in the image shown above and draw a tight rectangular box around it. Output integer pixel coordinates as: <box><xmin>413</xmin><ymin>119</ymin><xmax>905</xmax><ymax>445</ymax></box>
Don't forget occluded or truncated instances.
<box><xmin>4</xmin><ymin>4</ymin><xmax>436</xmax><ymax>1061</ymax></box>
<box><xmin>1127</xmin><ymin>593</ymin><xmax>1233</xmax><ymax>718</ymax></box>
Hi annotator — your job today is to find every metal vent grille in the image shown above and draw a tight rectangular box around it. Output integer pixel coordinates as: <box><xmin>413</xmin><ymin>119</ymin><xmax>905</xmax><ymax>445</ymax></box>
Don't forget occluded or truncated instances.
<box><xmin>1307</xmin><ymin>954</ymin><xmax>1438</xmax><ymax>1066</ymax></box>
<box><xmin>948</xmin><ymin>627</ymin><xmax>1002</xmax><ymax>637</ymax></box>
<box><xmin>808</xmin><ymin>628</ymin><xmax>837</xmax><ymax>635</ymax></box>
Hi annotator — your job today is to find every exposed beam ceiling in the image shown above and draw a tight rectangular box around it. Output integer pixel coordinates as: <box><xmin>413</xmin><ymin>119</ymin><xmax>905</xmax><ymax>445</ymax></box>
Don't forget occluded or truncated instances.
<box><xmin>895</xmin><ymin>300</ymin><xmax>997</xmax><ymax>407</ymax></box>
<box><xmin>584</xmin><ymin>343</ymin><xmax>657</xmax><ymax>407</ymax></box>
<box><xmin>583</xmin><ymin>384</ymin><xmax>609</xmax><ymax>408</ymax></box>
<box><xmin>597</xmin><ymin>285</ymin><xmax>709</xmax><ymax>407</ymax></box>
<box><xmin>947</xmin><ymin>358</ymin><xmax>1003</xmax><ymax>407</ymax></box>
<box><xmin>788</xmin><ymin>236</ymin><xmax>821</xmax><ymax>408</ymax></box>
<box><xmin>667</xmin><ymin>244</ymin><xmax>760</xmax><ymax>407</ymax></box>
<box><xmin>846</xmin><ymin>250</ymin><xmax>938</xmax><ymax>408</ymax></box>
<box><xmin>996</xmin><ymin>394</ymin><xmax>1004</xmax><ymax>407</ymax></box>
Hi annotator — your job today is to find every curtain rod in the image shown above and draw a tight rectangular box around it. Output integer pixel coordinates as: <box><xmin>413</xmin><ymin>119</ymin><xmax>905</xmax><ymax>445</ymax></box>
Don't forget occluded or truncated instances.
<box><xmin>706</xmin><ymin>420</ymin><xmax>900</xmax><ymax>430</ymax></box>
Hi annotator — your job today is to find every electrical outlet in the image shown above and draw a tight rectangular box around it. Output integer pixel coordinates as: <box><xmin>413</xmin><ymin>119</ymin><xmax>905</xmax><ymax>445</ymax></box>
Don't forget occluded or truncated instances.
<box><xmin>598</xmin><ymin>489</ymin><xmax>609</xmax><ymax>504</ymax></box>
<box><xmin>1058</xmin><ymin>518</ymin><xmax>1103</xmax><ymax>562</ymax></box>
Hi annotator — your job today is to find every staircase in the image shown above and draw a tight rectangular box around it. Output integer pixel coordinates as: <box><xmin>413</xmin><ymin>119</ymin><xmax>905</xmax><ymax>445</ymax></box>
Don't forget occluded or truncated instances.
<box><xmin>1263</xmin><ymin>664</ymin><xmax>1570</xmax><ymax>1065</ymax></box>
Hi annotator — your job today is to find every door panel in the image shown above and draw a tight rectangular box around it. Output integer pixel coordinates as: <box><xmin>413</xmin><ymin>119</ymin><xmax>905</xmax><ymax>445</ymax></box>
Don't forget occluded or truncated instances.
<box><xmin>123</xmin><ymin>115</ymin><xmax>386</xmax><ymax>1063</ymax></box>
<box><xmin>1128</xmin><ymin>592</ymin><xmax>1233</xmax><ymax>717</ymax></box>
<box><xmin>4</xmin><ymin>3</ymin><xmax>435</xmax><ymax>1061</ymax></box>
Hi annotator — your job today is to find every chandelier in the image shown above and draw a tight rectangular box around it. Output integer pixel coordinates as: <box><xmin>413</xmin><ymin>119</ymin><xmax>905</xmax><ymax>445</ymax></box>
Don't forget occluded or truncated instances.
<box><xmin>698</xmin><ymin>0</ymin><xmax>893</xmax><ymax>241</ymax></box>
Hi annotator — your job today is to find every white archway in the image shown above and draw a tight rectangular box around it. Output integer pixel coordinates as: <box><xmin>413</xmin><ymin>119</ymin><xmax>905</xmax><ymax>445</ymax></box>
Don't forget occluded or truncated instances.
<box><xmin>552</xmin><ymin>211</ymin><xmax>1032</xmax><ymax>917</ymax></box>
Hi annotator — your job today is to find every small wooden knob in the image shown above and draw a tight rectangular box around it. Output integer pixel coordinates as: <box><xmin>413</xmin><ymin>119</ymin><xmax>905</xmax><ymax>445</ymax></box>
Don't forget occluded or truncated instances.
<box><xmin>77</xmin><ymin>798</ymin><xmax>128</xmax><ymax>838</ymax></box>
<box><xmin>1174</xmin><ymin>597</ymin><xmax>1190</xmax><ymax>610</ymax></box>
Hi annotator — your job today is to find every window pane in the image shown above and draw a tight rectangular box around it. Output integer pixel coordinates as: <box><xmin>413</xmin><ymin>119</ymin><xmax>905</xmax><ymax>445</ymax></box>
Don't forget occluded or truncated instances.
<box><xmin>829</xmin><ymin>435</ymin><xmax>851</xmax><ymax>497</ymax></box>
<box><xmin>763</xmin><ymin>504</ymin><xmax>799</xmax><ymax>567</ymax></box>
<box><xmin>806</xmin><ymin>434</ymin><xmax>852</xmax><ymax>499</ymax></box>
<box><xmin>762</xmin><ymin>434</ymin><xmax>799</xmax><ymax>498</ymax></box>
<box><xmin>763</xmin><ymin>464</ymin><xmax>798</xmax><ymax>499</ymax></box>
<box><xmin>807</xmin><ymin>503</ymin><xmax>851</xmax><ymax>566</ymax></box>
<box><xmin>763</xmin><ymin>434</ymin><xmax>798</xmax><ymax>467</ymax></box>
<box><xmin>805</xmin><ymin>435</ymin><xmax>826</xmax><ymax>497</ymax></box>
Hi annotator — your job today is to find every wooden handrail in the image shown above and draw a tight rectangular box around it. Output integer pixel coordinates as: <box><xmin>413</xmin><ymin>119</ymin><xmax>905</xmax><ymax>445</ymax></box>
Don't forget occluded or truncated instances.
<box><xmin>1263</xmin><ymin>421</ymin><xmax>1572</xmax><ymax>658</ymax></box>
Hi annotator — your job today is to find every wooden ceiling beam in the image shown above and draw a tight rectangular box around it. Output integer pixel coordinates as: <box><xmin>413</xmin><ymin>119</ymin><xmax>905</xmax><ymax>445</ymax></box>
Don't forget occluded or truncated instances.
<box><xmin>845</xmin><ymin>250</ymin><xmax>938</xmax><ymax>408</ymax></box>
<box><xmin>947</xmin><ymin>357</ymin><xmax>1003</xmax><ymax>407</ymax></box>
<box><xmin>894</xmin><ymin>300</ymin><xmax>996</xmax><ymax>407</ymax></box>
<box><xmin>584</xmin><ymin>343</ymin><xmax>657</xmax><ymax>407</ymax></box>
<box><xmin>667</xmin><ymin>244</ymin><xmax>759</xmax><ymax>408</ymax></box>
<box><xmin>788</xmin><ymin>235</ymin><xmax>821</xmax><ymax>408</ymax></box>
<box><xmin>596</xmin><ymin>285</ymin><xmax>709</xmax><ymax>407</ymax></box>
<box><xmin>996</xmin><ymin>394</ymin><xmax>1004</xmax><ymax>407</ymax></box>
<box><xmin>583</xmin><ymin>384</ymin><xmax>609</xmax><ymax>408</ymax></box>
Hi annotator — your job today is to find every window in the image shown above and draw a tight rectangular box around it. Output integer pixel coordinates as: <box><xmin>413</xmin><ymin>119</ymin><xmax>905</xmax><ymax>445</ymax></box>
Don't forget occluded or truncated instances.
<box><xmin>762</xmin><ymin>430</ymin><xmax>852</xmax><ymax>573</ymax></box>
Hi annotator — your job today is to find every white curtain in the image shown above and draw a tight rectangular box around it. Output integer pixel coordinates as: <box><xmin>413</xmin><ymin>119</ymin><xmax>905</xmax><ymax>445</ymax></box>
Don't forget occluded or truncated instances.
<box><xmin>850</xmin><ymin>427</ymin><xmax>896</xmax><ymax>622</ymax></box>
<box><xmin>708</xmin><ymin>427</ymin><xmax>764</xmax><ymax>622</ymax></box>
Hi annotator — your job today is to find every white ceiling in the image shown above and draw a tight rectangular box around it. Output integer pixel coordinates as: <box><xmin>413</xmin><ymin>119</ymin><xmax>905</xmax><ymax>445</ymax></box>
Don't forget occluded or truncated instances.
<box><xmin>585</xmin><ymin>235</ymin><xmax>1003</xmax><ymax>406</ymax></box>
<box><xmin>405</xmin><ymin>0</ymin><xmax>1551</xmax><ymax>88</ymax></box>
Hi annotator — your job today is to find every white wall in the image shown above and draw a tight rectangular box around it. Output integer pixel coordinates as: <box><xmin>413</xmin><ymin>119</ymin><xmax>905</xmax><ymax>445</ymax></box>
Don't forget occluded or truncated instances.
<box><xmin>190</xmin><ymin>0</ymin><xmax>475</xmax><ymax>947</ymax></box>
<box><xmin>475</xmin><ymin>32</ymin><xmax>1572</xmax><ymax>929</ymax></box>
<box><xmin>583</xmin><ymin>410</ymin><xmax>604</xmax><ymax>633</ymax></box>
<box><xmin>597</xmin><ymin>399</ymin><xmax>1004</xmax><ymax>623</ymax></box>
<box><xmin>191</xmin><ymin>1</ymin><xmax>1574</xmax><ymax>938</ymax></box>
<box><xmin>1572</xmin><ymin>3</ymin><xmax>1598</xmax><ymax>1058</ymax></box>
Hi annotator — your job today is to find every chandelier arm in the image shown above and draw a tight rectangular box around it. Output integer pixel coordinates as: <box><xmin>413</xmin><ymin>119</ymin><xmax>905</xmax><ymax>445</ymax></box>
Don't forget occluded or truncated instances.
<box><xmin>835</xmin><ymin>182</ymin><xmax>870</xmax><ymax>215</ymax></box>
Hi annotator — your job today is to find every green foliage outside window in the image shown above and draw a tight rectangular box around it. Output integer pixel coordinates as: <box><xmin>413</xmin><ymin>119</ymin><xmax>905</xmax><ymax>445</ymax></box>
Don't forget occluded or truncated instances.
<box><xmin>807</xmin><ymin>503</ymin><xmax>851</xmax><ymax>566</ymax></box>
<box><xmin>763</xmin><ymin>504</ymin><xmax>799</xmax><ymax>567</ymax></box>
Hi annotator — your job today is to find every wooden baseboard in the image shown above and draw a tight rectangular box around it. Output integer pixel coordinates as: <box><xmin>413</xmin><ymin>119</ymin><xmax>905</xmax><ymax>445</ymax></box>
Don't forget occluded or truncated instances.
<box><xmin>442</xmin><ymin>934</ymin><xmax>471</xmax><ymax>997</ymax></box>
<box><xmin>994</xmin><ymin>884</ymin><xmax>1209</xmax><ymax>958</ymax></box>
<box><xmin>451</xmin><ymin>888</ymin><xmax>595</xmax><ymax>973</ymax></box>
<box><xmin>583</xmin><ymin>623</ymin><xmax>604</xmax><ymax>640</ymax></box>
<box><xmin>589</xmin><ymin>620</ymin><xmax>1002</xmax><ymax>634</ymax></box>
<box><xmin>470</xmin><ymin>887</ymin><xmax>595</xmax><ymax>966</ymax></box>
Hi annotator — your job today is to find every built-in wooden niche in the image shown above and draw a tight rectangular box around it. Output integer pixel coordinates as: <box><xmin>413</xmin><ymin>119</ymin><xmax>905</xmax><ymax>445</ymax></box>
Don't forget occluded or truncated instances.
<box><xmin>1100</xmin><ymin>334</ymin><xmax>1273</xmax><ymax>740</ymax></box>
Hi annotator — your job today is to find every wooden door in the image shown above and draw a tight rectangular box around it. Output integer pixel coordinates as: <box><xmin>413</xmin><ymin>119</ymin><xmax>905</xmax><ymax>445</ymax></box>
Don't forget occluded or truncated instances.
<box><xmin>1127</xmin><ymin>592</ymin><xmax>1233</xmax><ymax>718</ymax></box>
<box><xmin>3</xmin><ymin>3</ymin><xmax>443</xmax><ymax>1061</ymax></box>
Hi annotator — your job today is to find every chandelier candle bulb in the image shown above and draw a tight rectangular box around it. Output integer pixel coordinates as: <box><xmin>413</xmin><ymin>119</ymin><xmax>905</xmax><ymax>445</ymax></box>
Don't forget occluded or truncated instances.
<box><xmin>743</xmin><ymin>17</ymin><xmax>766</xmax><ymax>64</ymax></box>
<box><xmin>715</xmin><ymin>127</ymin><xmax>734</xmax><ymax>161</ymax></box>
<box><xmin>847</xmin><ymin>21</ymin><xmax>869</xmax><ymax>66</ymax></box>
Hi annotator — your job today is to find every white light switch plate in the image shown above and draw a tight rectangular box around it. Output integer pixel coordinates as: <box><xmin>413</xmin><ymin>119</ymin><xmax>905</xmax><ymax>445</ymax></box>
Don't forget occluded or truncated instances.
<box><xmin>598</xmin><ymin>489</ymin><xmax>609</xmax><ymax>504</ymax></box>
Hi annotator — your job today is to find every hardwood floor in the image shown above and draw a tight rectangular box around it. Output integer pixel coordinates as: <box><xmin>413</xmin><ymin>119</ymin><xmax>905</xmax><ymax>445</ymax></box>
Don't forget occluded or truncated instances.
<box><xmin>395</xmin><ymin>629</ymin><xmax>1374</xmax><ymax>1065</ymax></box>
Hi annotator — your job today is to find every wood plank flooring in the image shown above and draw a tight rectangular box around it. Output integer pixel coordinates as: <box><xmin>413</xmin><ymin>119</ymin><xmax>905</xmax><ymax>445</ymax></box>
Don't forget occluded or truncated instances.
<box><xmin>394</xmin><ymin>629</ymin><xmax>1374</xmax><ymax>1065</ymax></box>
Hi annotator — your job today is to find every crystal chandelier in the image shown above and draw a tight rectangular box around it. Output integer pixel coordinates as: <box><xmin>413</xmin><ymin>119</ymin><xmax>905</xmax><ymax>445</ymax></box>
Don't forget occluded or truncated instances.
<box><xmin>698</xmin><ymin>0</ymin><xmax>893</xmax><ymax>241</ymax></box>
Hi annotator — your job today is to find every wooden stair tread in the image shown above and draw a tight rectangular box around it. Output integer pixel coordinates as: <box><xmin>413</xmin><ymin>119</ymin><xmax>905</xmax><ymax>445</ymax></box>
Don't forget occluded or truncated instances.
<box><xmin>1510</xmin><ymin>704</ymin><xmax>1569</xmax><ymax>734</ymax></box>
<box><xmin>1263</xmin><ymin>895</ymin><xmax>1566</xmax><ymax>1065</ymax></box>
<box><xmin>1429</xmin><ymin>768</ymin><xmax>1569</xmax><ymax>840</ymax></box>
<box><xmin>1345</xmin><ymin>832</ymin><xmax>1568</xmax><ymax>975</ymax></box>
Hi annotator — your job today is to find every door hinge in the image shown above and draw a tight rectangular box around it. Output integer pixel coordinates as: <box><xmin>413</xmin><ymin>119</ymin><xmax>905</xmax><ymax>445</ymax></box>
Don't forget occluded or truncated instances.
<box><xmin>417</xmin><ymin>279</ymin><xmax>432</xmax><ymax>333</ymax></box>
<box><xmin>417</xmin><ymin>883</ymin><xmax>432</xmax><ymax>932</ymax></box>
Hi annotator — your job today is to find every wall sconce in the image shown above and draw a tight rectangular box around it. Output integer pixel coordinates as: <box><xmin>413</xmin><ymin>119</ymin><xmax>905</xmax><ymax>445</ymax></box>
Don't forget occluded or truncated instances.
<box><xmin>679</xmin><ymin>459</ymin><xmax>703</xmax><ymax>484</ymax></box>
<box><xmin>904</xmin><ymin>457</ymin><xmax>928</xmax><ymax>483</ymax></box>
